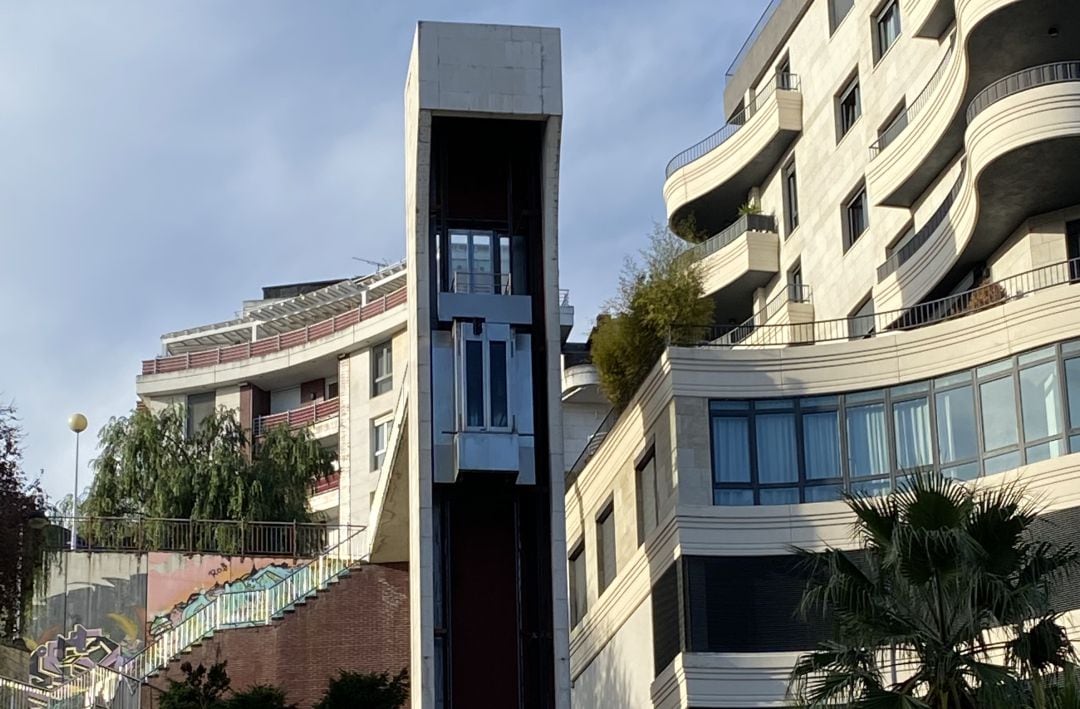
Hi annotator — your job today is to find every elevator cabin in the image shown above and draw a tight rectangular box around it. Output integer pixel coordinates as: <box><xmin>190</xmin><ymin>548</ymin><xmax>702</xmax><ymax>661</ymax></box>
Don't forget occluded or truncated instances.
<box><xmin>427</xmin><ymin>116</ymin><xmax>555</xmax><ymax>708</ymax></box>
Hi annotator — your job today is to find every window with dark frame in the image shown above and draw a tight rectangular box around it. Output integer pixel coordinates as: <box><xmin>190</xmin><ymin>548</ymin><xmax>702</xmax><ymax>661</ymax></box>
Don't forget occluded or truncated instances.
<box><xmin>569</xmin><ymin>540</ymin><xmax>588</xmax><ymax>627</ymax></box>
<box><xmin>829</xmin><ymin>0</ymin><xmax>855</xmax><ymax>33</ymax></box>
<box><xmin>706</xmin><ymin>339</ymin><xmax>1080</xmax><ymax>506</ymax></box>
<box><xmin>596</xmin><ymin>502</ymin><xmax>617</xmax><ymax>594</ymax></box>
<box><xmin>843</xmin><ymin>185</ymin><xmax>869</xmax><ymax>250</ymax></box>
<box><xmin>875</xmin><ymin>0</ymin><xmax>902</xmax><ymax>61</ymax></box>
<box><xmin>788</xmin><ymin>261</ymin><xmax>805</xmax><ymax>303</ymax></box>
<box><xmin>459</xmin><ymin>323</ymin><xmax>512</xmax><ymax>432</ymax></box>
<box><xmin>372</xmin><ymin>417</ymin><xmax>392</xmax><ymax>470</ymax></box>
<box><xmin>186</xmin><ymin>392</ymin><xmax>215</xmax><ymax>438</ymax></box>
<box><xmin>782</xmin><ymin>159</ymin><xmax>799</xmax><ymax>235</ymax></box>
<box><xmin>849</xmin><ymin>295</ymin><xmax>876</xmax><ymax>340</ymax></box>
<box><xmin>372</xmin><ymin>341</ymin><xmax>393</xmax><ymax>396</ymax></box>
<box><xmin>837</xmin><ymin>75</ymin><xmax>862</xmax><ymax>140</ymax></box>
<box><xmin>636</xmin><ymin>448</ymin><xmax>659</xmax><ymax>546</ymax></box>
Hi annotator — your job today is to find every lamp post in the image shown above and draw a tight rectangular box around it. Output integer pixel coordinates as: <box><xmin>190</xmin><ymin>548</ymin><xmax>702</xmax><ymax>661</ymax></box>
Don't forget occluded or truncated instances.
<box><xmin>68</xmin><ymin>413</ymin><xmax>88</xmax><ymax>551</ymax></box>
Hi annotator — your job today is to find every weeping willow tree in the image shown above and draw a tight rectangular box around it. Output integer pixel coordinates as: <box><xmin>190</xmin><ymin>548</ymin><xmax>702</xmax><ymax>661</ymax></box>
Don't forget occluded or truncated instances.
<box><xmin>0</xmin><ymin>403</ymin><xmax>50</xmax><ymax>640</ymax></box>
<box><xmin>83</xmin><ymin>406</ymin><xmax>334</xmax><ymax>522</ymax></box>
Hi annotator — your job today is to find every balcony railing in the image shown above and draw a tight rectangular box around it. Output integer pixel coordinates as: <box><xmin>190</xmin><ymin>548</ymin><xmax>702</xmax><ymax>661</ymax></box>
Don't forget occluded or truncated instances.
<box><xmin>312</xmin><ymin>470</ymin><xmax>340</xmax><ymax>495</ymax></box>
<box><xmin>142</xmin><ymin>287</ymin><xmax>407</xmax><ymax>375</ymax></box>
<box><xmin>559</xmin><ymin>288</ymin><xmax>571</xmax><ymax>306</ymax></box>
<box><xmin>253</xmin><ymin>397</ymin><xmax>339</xmax><ymax>437</ymax></box>
<box><xmin>869</xmin><ymin>35</ymin><xmax>955</xmax><ymax>159</ymax></box>
<box><xmin>451</xmin><ymin>271</ymin><xmax>511</xmax><ymax>295</ymax></box>
<box><xmin>672</xmin><ymin>257</ymin><xmax>1080</xmax><ymax>348</ymax></box>
<box><xmin>565</xmin><ymin>406</ymin><xmax>618</xmax><ymax>489</ymax></box>
<box><xmin>877</xmin><ymin>166</ymin><xmax>965</xmax><ymax>280</ymax></box>
<box><xmin>711</xmin><ymin>283</ymin><xmax>813</xmax><ymax>346</ymax></box>
<box><xmin>967</xmin><ymin>61</ymin><xmax>1080</xmax><ymax>122</ymax></box>
<box><xmin>49</xmin><ymin>517</ymin><xmax>362</xmax><ymax>557</ymax></box>
<box><xmin>682</xmin><ymin>213</ymin><xmax>777</xmax><ymax>264</ymax></box>
<box><xmin>665</xmin><ymin>72</ymin><xmax>800</xmax><ymax>179</ymax></box>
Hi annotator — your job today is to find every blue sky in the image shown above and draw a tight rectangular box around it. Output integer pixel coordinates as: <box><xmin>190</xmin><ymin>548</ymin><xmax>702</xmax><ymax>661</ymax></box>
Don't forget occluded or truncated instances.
<box><xmin>0</xmin><ymin>1</ymin><xmax>763</xmax><ymax>502</ymax></box>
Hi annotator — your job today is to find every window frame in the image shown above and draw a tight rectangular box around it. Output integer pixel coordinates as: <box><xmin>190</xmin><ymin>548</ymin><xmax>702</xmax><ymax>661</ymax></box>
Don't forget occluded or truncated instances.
<box><xmin>782</xmin><ymin>158</ymin><xmax>800</xmax><ymax>236</ymax></box>
<box><xmin>829</xmin><ymin>0</ymin><xmax>856</xmax><ymax>34</ymax></box>
<box><xmin>873</xmin><ymin>0</ymin><xmax>903</xmax><ymax>63</ymax></box>
<box><xmin>186</xmin><ymin>392</ymin><xmax>216</xmax><ymax>438</ymax></box>
<box><xmin>843</xmin><ymin>183</ymin><xmax>869</xmax><ymax>250</ymax></box>
<box><xmin>372</xmin><ymin>416</ymin><xmax>393</xmax><ymax>471</ymax></box>
<box><xmin>372</xmin><ymin>341</ymin><xmax>393</xmax><ymax>397</ymax></box>
<box><xmin>596</xmin><ymin>500</ymin><xmax>617</xmax><ymax>595</ymax></box>
<box><xmin>457</xmin><ymin>322</ymin><xmax>513</xmax><ymax>433</ymax></box>
<box><xmin>836</xmin><ymin>73</ymin><xmax>862</xmax><ymax>141</ymax></box>
<box><xmin>568</xmin><ymin>538</ymin><xmax>588</xmax><ymax>627</ymax></box>
<box><xmin>635</xmin><ymin>446</ymin><xmax>659</xmax><ymax>547</ymax></box>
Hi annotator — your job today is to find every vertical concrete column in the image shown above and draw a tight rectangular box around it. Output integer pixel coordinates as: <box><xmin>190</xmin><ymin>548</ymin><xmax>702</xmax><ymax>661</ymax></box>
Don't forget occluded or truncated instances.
<box><xmin>337</xmin><ymin>356</ymin><xmax>353</xmax><ymax>529</ymax></box>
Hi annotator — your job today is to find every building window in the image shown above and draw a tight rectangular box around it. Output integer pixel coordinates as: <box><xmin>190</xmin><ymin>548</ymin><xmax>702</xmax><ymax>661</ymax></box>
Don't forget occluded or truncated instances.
<box><xmin>875</xmin><ymin>0</ymin><xmax>902</xmax><ymax>62</ymax></box>
<box><xmin>836</xmin><ymin>75</ymin><xmax>861</xmax><ymax>140</ymax></box>
<box><xmin>447</xmin><ymin>229</ymin><xmax>511</xmax><ymax>294</ymax></box>
<box><xmin>788</xmin><ymin>261</ymin><xmax>805</xmax><ymax>302</ymax></box>
<box><xmin>569</xmin><ymin>541</ymin><xmax>587</xmax><ymax>627</ymax></box>
<box><xmin>186</xmin><ymin>392</ymin><xmax>215</xmax><ymax>437</ymax></box>
<box><xmin>782</xmin><ymin>159</ymin><xmax>799</xmax><ymax>235</ymax></box>
<box><xmin>372</xmin><ymin>341</ymin><xmax>393</xmax><ymax>396</ymax></box>
<box><xmin>849</xmin><ymin>295</ymin><xmax>876</xmax><ymax>339</ymax></box>
<box><xmin>372</xmin><ymin>417</ymin><xmax>392</xmax><ymax>470</ymax></box>
<box><xmin>458</xmin><ymin>322</ymin><xmax>512</xmax><ymax>431</ymax></box>
<box><xmin>829</xmin><ymin>0</ymin><xmax>855</xmax><ymax>32</ymax></box>
<box><xmin>326</xmin><ymin>379</ymin><xmax>339</xmax><ymax>400</ymax></box>
<box><xmin>707</xmin><ymin>339</ymin><xmax>1080</xmax><ymax>506</ymax></box>
<box><xmin>636</xmin><ymin>448</ymin><xmax>659</xmax><ymax>546</ymax></box>
<box><xmin>843</xmin><ymin>185</ymin><xmax>869</xmax><ymax>250</ymax></box>
<box><xmin>596</xmin><ymin>502</ymin><xmax>617</xmax><ymax>595</ymax></box>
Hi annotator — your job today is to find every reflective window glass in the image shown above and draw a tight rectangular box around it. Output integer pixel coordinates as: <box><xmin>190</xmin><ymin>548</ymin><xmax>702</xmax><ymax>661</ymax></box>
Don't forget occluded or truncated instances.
<box><xmin>1026</xmin><ymin>440</ymin><xmax>1065</xmax><ymax>464</ymax></box>
<box><xmin>984</xmin><ymin>450</ymin><xmax>1022</xmax><ymax>475</ymax></box>
<box><xmin>1020</xmin><ymin>361</ymin><xmax>1061</xmax><ymax>442</ymax></box>
<box><xmin>803</xmin><ymin>410</ymin><xmax>841</xmax><ymax>480</ymax></box>
<box><xmin>804</xmin><ymin>485</ymin><xmax>844</xmax><ymax>502</ymax></box>
<box><xmin>714</xmin><ymin>489</ymin><xmax>754</xmax><ymax>506</ymax></box>
<box><xmin>1065</xmin><ymin>358</ymin><xmax>1080</xmax><ymax>429</ymax></box>
<box><xmin>942</xmin><ymin>462</ymin><xmax>980</xmax><ymax>481</ymax></box>
<box><xmin>756</xmin><ymin>414</ymin><xmax>798</xmax><ymax>484</ymax></box>
<box><xmin>936</xmin><ymin>385</ymin><xmax>977</xmax><ymax>464</ymax></box>
<box><xmin>711</xmin><ymin>417</ymin><xmax>751</xmax><ymax>483</ymax></box>
<box><xmin>846</xmin><ymin>403</ymin><xmax>889</xmax><ymax>478</ymax></box>
<box><xmin>894</xmin><ymin>397</ymin><xmax>932</xmax><ymax>470</ymax></box>
<box><xmin>759</xmin><ymin>487</ymin><xmax>800</xmax><ymax>506</ymax></box>
<box><xmin>980</xmin><ymin>377</ymin><xmax>1019</xmax><ymax>451</ymax></box>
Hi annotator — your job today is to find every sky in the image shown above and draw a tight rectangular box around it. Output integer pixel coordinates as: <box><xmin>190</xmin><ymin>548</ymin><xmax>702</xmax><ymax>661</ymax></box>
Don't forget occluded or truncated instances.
<box><xmin>0</xmin><ymin>0</ymin><xmax>763</xmax><ymax>503</ymax></box>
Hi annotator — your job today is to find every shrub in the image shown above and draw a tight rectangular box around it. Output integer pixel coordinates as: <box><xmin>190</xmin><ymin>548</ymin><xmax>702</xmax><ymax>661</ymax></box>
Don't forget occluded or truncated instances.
<box><xmin>227</xmin><ymin>685</ymin><xmax>296</xmax><ymax>709</ymax></box>
<box><xmin>160</xmin><ymin>662</ymin><xmax>230</xmax><ymax>709</ymax></box>
<box><xmin>315</xmin><ymin>669</ymin><xmax>409</xmax><ymax>709</ymax></box>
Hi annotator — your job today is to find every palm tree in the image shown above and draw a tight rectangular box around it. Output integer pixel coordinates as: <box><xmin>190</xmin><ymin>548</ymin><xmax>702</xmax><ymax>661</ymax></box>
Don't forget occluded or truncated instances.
<box><xmin>789</xmin><ymin>473</ymin><xmax>1080</xmax><ymax>709</ymax></box>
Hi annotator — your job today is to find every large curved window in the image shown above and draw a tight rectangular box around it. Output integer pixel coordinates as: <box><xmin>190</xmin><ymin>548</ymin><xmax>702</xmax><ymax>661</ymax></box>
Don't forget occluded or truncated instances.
<box><xmin>709</xmin><ymin>339</ymin><xmax>1080</xmax><ymax>505</ymax></box>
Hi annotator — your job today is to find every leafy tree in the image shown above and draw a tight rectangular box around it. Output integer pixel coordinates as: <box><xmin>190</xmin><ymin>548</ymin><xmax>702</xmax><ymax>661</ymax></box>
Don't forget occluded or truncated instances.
<box><xmin>226</xmin><ymin>685</ymin><xmax>296</xmax><ymax>709</ymax></box>
<box><xmin>591</xmin><ymin>223</ymin><xmax>714</xmax><ymax>409</ymax></box>
<box><xmin>161</xmin><ymin>661</ymin><xmax>231</xmax><ymax>709</ymax></box>
<box><xmin>83</xmin><ymin>406</ymin><xmax>334</xmax><ymax>522</ymax></box>
<box><xmin>315</xmin><ymin>669</ymin><xmax>409</xmax><ymax>709</ymax></box>
<box><xmin>790</xmin><ymin>474</ymin><xmax>1080</xmax><ymax>708</ymax></box>
<box><xmin>0</xmin><ymin>403</ymin><xmax>50</xmax><ymax>640</ymax></box>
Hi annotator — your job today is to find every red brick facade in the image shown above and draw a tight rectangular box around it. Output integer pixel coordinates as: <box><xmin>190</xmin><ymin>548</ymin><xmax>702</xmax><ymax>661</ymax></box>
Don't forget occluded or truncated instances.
<box><xmin>148</xmin><ymin>562</ymin><xmax>409</xmax><ymax>708</ymax></box>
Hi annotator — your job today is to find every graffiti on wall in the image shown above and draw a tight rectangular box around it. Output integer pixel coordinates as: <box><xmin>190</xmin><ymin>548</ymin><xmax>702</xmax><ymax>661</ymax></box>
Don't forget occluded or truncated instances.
<box><xmin>28</xmin><ymin>624</ymin><xmax>120</xmax><ymax>690</ymax></box>
<box><xmin>25</xmin><ymin>554</ymin><xmax>147</xmax><ymax>662</ymax></box>
<box><xmin>148</xmin><ymin>562</ymin><xmax>297</xmax><ymax>636</ymax></box>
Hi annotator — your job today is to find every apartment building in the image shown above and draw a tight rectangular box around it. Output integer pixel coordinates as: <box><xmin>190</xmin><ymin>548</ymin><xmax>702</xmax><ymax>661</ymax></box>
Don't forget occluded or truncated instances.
<box><xmin>567</xmin><ymin>0</ymin><xmax>1080</xmax><ymax>706</ymax></box>
<box><xmin>134</xmin><ymin>22</ymin><xmax>581</xmax><ymax>709</ymax></box>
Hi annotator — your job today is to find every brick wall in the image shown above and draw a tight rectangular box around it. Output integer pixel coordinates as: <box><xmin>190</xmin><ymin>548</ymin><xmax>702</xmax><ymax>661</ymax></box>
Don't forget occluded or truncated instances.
<box><xmin>148</xmin><ymin>562</ymin><xmax>408</xmax><ymax>708</ymax></box>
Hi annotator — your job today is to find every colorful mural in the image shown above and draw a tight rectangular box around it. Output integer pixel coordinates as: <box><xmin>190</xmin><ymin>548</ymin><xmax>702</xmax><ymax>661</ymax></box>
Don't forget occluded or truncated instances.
<box><xmin>29</xmin><ymin>625</ymin><xmax>120</xmax><ymax>690</ymax></box>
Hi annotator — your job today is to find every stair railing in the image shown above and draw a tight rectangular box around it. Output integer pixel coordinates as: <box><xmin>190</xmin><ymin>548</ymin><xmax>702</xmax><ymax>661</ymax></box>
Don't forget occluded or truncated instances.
<box><xmin>1</xmin><ymin>664</ymin><xmax>143</xmax><ymax>709</ymax></box>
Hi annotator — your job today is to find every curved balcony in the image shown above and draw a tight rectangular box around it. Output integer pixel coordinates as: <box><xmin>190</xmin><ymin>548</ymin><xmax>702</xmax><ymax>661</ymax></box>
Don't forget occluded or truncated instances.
<box><xmin>867</xmin><ymin>0</ymin><xmax>1080</xmax><ymax>207</ymax></box>
<box><xmin>683</xmin><ymin>213</ymin><xmax>780</xmax><ymax>304</ymax></box>
<box><xmin>252</xmin><ymin>397</ymin><xmax>340</xmax><ymax>437</ymax></box>
<box><xmin>873</xmin><ymin>62</ymin><xmax>1080</xmax><ymax>312</ymax></box>
<box><xmin>663</xmin><ymin>74</ymin><xmax>802</xmax><ymax>236</ymax></box>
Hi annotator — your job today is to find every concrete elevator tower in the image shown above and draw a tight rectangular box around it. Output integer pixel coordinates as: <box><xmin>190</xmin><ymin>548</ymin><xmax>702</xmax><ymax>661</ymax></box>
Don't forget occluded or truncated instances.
<box><xmin>402</xmin><ymin>22</ymin><xmax>569</xmax><ymax>708</ymax></box>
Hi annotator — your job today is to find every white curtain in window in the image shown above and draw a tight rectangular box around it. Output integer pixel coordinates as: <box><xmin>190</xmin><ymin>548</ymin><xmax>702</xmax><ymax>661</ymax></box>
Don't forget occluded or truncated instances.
<box><xmin>804</xmin><ymin>411</ymin><xmax>840</xmax><ymax>479</ymax></box>
<box><xmin>1020</xmin><ymin>362</ymin><xmax>1061</xmax><ymax>442</ymax></box>
<box><xmin>936</xmin><ymin>386</ymin><xmax>977</xmax><ymax>463</ymax></box>
<box><xmin>711</xmin><ymin>417</ymin><xmax>751</xmax><ymax>483</ymax></box>
<box><xmin>756</xmin><ymin>414</ymin><xmax>798</xmax><ymax>484</ymax></box>
<box><xmin>894</xmin><ymin>397</ymin><xmax>932</xmax><ymax>470</ymax></box>
<box><xmin>847</xmin><ymin>403</ymin><xmax>888</xmax><ymax>478</ymax></box>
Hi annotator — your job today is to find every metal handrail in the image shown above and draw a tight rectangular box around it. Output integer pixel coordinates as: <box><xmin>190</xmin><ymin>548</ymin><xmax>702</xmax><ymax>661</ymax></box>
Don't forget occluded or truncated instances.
<box><xmin>121</xmin><ymin>527</ymin><xmax>364</xmax><ymax>680</ymax></box>
<box><xmin>665</xmin><ymin>72</ymin><xmax>801</xmax><ymax>178</ymax></box>
<box><xmin>712</xmin><ymin>282</ymin><xmax>814</xmax><ymax>346</ymax></box>
<box><xmin>451</xmin><ymin>271</ymin><xmax>511</xmax><ymax>295</ymax></box>
<box><xmin>877</xmin><ymin>165</ymin><xmax>965</xmax><ymax>280</ymax></box>
<box><xmin>253</xmin><ymin>397</ymin><xmax>340</xmax><ymax>436</ymax></box>
<box><xmin>49</xmin><ymin>517</ymin><xmax>362</xmax><ymax>557</ymax></box>
<box><xmin>559</xmin><ymin>289</ymin><xmax>571</xmax><ymax>307</ymax></box>
<box><xmin>682</xmin><ymin>213</ymin><xmax>778</xmax><ymax>264</ymax></box>
<box><xmin>566</xmin><ymin>407</ymin><xmax>618</xmax><ymax>490</ymax></box>
<box><xmin>725</xmin><ymin>0</ymin><xmax>783</xmax><ymax>79</ymax></box>
<box><xmin>967</xmin><ymin>61</ymin><xmax>1080</xmax><ymax>122</ymax></box>
<box><xmin>4</xmin><ymin>663</ymin><xmax>149</xmax><ymax>708</ymax></box>
<box><xmin>869</xmin><ymin>35</ymin><xmax>956</xmax><ymax>159</ymax></box>
<box><xmin>673</xmin><ymin>256</ymin><xmax>1080</xmax><ymax>348</ymax></box>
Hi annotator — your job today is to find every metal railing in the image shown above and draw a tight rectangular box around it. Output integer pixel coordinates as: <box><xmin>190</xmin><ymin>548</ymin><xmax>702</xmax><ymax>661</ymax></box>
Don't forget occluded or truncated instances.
<box><xmin>559</xmin><ymin>289</ymin><xmax>571</xmax><ymax>307</ymax></box>
<box><xmin>121</xmin><ymin>527</ymin><xmax>363</xmax><ymax>681</ymax></box>
<box><xmin>869</xmin><ymin>35</ymin><xmax>955</xmax><ymax>159</ymax></box>
<box><xmin>682</xmin><ymin>213</ymin><xmax>777</xmax><ymax>264</ymax></box>
<box><xmin>142</xmin><ymin>287</ymin><xmax>407</xmax><ymax>375</ymax></box>
<box><xmin>712</xmin><ymin>283</ymin><xmax>814</xmax><ymax>346</ymax></box>
<box><xmin>725</xmin><ymin>0</ymin><xmax>784</xmax><ymax>79</ymax></box>
<box><xmin>252</xmin><ymin>397</ymin><xmax>339</xmax><ymax>437</ymax></box>
<box><xmin>49</xmin><ymin>517</ymin><xmax>361</xmax><ymax>557</ymax></box>
<box><xmin>566</xmin><ymin>407</ymin><xmax>618</xmax><ymax>489</ymax></box>
<box><xmin>2</xmin><ymin>664</ymin><xmax>148</xmax><ymax>709</ymax></box>
<box><xmin>450</xmin><ymin>271</ymin><xmax>511</xmax><ymax>295</ymax></box>
<box><xmin>967</xmin><ymin>61</ymin><xmax>1080</xmax><ymax>122</ymax></box>
<box><xmin>665</xmin><ymin>72</ymin><xmax>800</xmax><ymax>178</ymax></box>
<box><xmin>877</xmin><ymin>166</ymin><xmax>965</xmax><ymax>280</ymax></box>
<box><xmin>673</xmin><ymin>257</ymin><xmax>1080</xmax><ymax>348</ymax></box>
